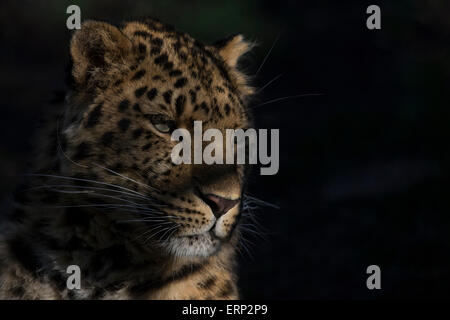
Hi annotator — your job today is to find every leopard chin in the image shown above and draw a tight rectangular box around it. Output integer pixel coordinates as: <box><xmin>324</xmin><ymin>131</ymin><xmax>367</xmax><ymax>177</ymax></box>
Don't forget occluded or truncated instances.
<box><xmin>165</xmin><ymin>232</ymin><xmax>223</xmax><ymax>258</ymax></box>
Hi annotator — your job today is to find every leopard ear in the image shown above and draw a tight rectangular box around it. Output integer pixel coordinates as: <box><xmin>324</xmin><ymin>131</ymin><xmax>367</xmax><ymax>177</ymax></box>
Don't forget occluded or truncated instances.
<box><xmin>213</xmin><ymin>34</ymin><xmax>254</xmax><ymax>97</ymax></box>
<box><xmin>70</xmin><ymin>21</ymin><xmax>133</xmax><ymax>89</ymax></box>
<box><xmin>214</xmin><ymin>34</ymin><xmax>252</xmax><ymax>69</ymax></box>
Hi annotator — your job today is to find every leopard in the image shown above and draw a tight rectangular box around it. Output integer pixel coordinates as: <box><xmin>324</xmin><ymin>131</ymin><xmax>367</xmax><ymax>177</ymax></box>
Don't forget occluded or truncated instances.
<box><xmin>0</xmin><ymin>18</ymin><xmax>257</xmax><ymax>299</ymax></box>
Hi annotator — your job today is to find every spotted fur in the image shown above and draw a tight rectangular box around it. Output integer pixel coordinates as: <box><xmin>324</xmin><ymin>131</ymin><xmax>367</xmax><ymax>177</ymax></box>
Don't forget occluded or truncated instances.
<box><xmin>0</xmin><ymin>18</ymin><xmax>255</xmax><ymax>300</ymax></box>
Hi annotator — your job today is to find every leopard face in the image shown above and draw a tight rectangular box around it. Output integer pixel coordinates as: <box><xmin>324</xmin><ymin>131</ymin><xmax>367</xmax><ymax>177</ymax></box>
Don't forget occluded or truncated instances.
<box><xmin>61</xmin><ymin>19</ymin><xmax>254</xmax><ymax>258</ymax></box>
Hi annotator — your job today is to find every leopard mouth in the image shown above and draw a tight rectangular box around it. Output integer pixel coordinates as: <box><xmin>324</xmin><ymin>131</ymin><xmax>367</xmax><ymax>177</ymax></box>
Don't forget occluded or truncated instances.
<box><xmin>178</xmin><ymin>229</ymin><xmax>218</xmax><ymax>240</ymax></box>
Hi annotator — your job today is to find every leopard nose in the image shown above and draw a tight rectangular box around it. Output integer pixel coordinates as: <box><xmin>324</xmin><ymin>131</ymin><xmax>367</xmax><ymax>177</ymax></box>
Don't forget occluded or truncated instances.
<box><xmin>202</xmin><ymin>194</ymin><xmax>240</xmax><ymax>218</ymax></box>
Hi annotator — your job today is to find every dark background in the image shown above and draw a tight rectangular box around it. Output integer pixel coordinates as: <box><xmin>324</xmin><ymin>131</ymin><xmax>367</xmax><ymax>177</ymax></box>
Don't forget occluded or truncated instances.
<box><xmin>1</xmin><ymin>0</ymin><xmax>450</xmax><ymax>299</ymax></box>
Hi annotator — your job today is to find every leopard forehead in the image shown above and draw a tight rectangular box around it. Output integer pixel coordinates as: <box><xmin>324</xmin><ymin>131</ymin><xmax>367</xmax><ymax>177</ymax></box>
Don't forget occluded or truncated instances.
<box><xmin>85</xmin><ymin>20</ymin><xmax>252</xmax><ymax>129</ymax></box>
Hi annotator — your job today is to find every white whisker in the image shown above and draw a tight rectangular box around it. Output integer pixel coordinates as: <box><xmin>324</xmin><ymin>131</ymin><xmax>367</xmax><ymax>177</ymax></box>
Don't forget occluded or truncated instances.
<box><xmin>255</xmin><ymin>32</ymin><xmax>281</xmax><ymax>76</ymax></box>
<box><xmin>255</xmin><ymin>93</ymin><xmax>324</xmax><ymax>108</ymax></box>
<box><xmin>92</xmin><ymin>163</ymin><xmax>156</xmax><ymax>192</ymax></box>
<box><xmin>256</xmin><ymin>73</ymin><xmax>283</xmax><ymax>93</ymax></box>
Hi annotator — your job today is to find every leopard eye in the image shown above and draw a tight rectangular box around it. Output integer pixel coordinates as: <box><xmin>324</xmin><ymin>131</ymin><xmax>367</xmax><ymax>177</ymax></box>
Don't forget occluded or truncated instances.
<box><xmin>154</xmin><ymin>123</ymin><xmax>170</xmax><ymax>133</ymax></box>
<box><xmin>149</xmin><ymin>114</ymin><xmax>175</xmax><ymax>133</ymax></box>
